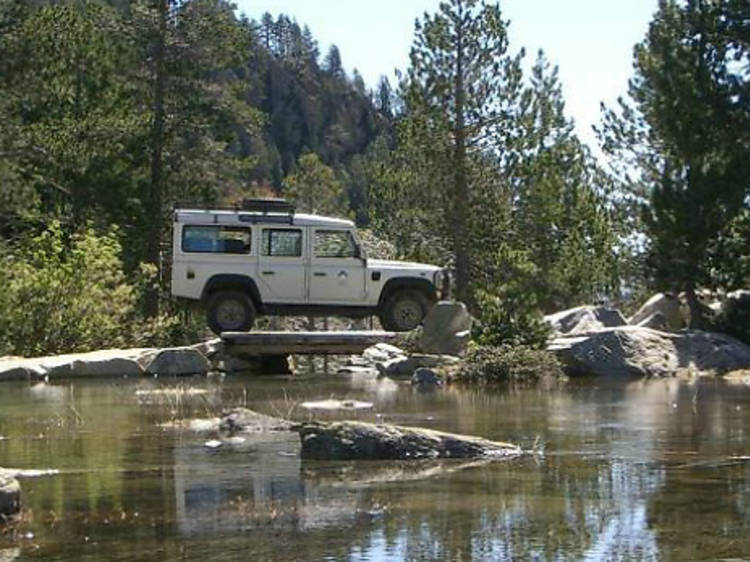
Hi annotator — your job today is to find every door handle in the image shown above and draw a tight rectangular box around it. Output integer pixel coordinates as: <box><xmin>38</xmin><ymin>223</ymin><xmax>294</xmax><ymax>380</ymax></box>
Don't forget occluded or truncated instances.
<box><xmin>262</xmin><ymin>271</ymin><xmax>275</xmax><ymax>276</ymax></box>
<box><xmin>338</xmin><ymin>270</ymin><xmax>348</xmax><ymax>279</ymax></box>
<box><xmin>314</xmin><ymin>272</ymin><xmax>327</xmax><ymax>277</ymax></box>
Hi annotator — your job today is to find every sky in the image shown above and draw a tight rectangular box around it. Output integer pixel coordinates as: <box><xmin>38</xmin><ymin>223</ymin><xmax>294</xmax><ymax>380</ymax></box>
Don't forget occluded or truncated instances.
<box><xmin>233</xmin><ymin>0</ymin><xmax>659</xmax><ymax>151</ymax></box>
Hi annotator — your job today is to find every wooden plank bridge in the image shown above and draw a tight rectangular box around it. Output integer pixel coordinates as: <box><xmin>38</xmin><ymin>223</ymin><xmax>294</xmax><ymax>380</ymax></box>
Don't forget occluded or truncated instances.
<box><xmin>220</xmin><ymin>330</ymin><xmax>396</xmax><ymax>357</ymax></box>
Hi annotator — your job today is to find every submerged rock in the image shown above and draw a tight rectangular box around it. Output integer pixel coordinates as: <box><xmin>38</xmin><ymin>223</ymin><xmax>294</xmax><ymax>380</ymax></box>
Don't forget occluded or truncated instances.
<box><xmin>302</xmin><ymin>458</ymin><xmax>492</xmax><ymax>487</ymax></box>
<box><xmin>0</xmin><ymin>470</ymin><xmax>20</xmax><ymax>521</ymax></box>
<box><xmin>550</xmin><ymin>326</ymin><xmax>750</xmax><ymax>377</ymax></box>
<box><xmin>300</xmin><ymin>399</ymin><xmax>374</xmax><ymax>411</ymax></box>
<box><xmin>295</xmin><ymin>421</ymin><xmax>522</xmax><ymax>460</ymax></box>
<box><xmin>376</xmin><ymin>354</ymin><xmax>460</xmax><ymax>377</ymax></box>
<box><xmin>219</xmin><ymin>408</ymin><xmax>294</xmax><ymax>434</ymax></box>
<box><xmin>411</xmin><ymin>368</ymin><xmax>444</xmax><ymax>388</ymax></box>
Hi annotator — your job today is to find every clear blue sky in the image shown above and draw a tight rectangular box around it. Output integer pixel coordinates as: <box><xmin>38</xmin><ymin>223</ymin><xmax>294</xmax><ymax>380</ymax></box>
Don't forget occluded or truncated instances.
<box><xmin>234</xmin><ymin>0</ymin><xmax>658</xmax><ymax>151</ymax></box>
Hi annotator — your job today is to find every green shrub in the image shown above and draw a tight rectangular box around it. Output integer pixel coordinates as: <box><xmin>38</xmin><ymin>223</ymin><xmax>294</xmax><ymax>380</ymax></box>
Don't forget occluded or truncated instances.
<box><xmin>0</xmin><ymin>223</ymin><xmax>205</xmax><ymax>357</ymax></box>
<box><xmin>0</xmin><ymin>223</ymin><xmax>140</xmax><ymax>356</ymax></box>
<box><xmin>471</xmin><ymin>289</ymin><xmax>551</xmax><ymax>349</ymax></box>
<box><xmin>455</xmin><ymin>344</ymin><xmax>564</xmax><ymax>385</ymax></box>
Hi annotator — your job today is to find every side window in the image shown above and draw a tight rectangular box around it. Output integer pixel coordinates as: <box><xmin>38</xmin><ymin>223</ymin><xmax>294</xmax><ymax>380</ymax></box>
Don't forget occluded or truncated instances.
<box><xmin>182</xmin><ymin>226</ymin><xmax>251</xmax><ymax>254</ymax></box>
<box><xmin>314</xmin><ymin>230</ymin><xmax>358</xmax><ymax>258</ymax></box>
<box><xmin>262</xmin><ymin>229</ymin><xmax>303</xmax><ymax>257</ymax></box>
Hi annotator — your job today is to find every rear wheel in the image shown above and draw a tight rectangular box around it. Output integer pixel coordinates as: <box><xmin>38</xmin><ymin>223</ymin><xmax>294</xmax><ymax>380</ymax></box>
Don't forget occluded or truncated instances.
<box><xmin>379</xmin><ymin>290</ymin><xmax>430</xmax><ymax>332</ymax></box>
<box><xmin>206</xmin><ymin>291</ymin><xmax>256</xmax><ymax>334</ymax></box>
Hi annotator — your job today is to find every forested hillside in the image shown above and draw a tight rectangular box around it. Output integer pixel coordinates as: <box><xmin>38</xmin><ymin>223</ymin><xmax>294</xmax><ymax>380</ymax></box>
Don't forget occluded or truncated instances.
<box><xmin>0</xmin><ymin>0</ymin><xmax>747</xmax><ymax>357</ymax></box>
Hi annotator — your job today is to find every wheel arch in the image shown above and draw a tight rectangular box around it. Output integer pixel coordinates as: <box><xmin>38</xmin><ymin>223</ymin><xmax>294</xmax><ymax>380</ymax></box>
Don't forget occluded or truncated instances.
<box><xmin>202</xmin><ymin>274</ymin><xmax>263</xmax><ymax>311</ymax></box>
<box><xmin>378</xmin><ymin>277</ymin><xmax>437</xmax><ymax>308</ymax></box>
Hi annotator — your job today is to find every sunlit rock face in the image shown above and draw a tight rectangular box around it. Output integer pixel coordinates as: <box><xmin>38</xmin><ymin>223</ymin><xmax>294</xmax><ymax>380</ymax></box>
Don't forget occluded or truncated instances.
<box><xmin>551</xmin><ymin>326</ymin><xmax>750</xmax><ymax>377</ymax></box>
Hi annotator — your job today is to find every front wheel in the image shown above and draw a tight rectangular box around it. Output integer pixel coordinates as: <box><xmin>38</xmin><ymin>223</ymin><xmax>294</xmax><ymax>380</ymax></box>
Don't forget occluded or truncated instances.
<box><xmin>206</xmin><ymin>291</ymin><xmax>256</xmax><ymax>334</ymax></box>
<box><xmin>379</xmin><ymin>290</ymin><xmax>430</xmax><ymax>332</ymax></box>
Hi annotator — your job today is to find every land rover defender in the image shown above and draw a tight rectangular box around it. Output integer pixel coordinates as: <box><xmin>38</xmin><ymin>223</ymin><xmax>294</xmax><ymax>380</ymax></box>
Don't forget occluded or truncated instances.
<box><xmin>171</xmin><ymin>199</ymin><xmax>449</xmax><ymax>334</ymax></box>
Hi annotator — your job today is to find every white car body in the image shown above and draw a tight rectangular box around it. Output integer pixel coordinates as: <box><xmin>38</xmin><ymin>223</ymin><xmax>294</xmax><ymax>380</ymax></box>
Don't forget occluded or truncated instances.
<box><xmin>170</xmin><ymin>205</ymin><xmax>447</xmax><ymax>330</ymax></box>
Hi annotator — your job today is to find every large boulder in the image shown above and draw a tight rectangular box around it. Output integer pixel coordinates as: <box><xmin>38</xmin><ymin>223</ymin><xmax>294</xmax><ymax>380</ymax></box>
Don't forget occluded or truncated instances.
<box><xmin>419</xmin><ymin>301</ymin><xmax>472</xmax><ymax>355</ymax></box>
<box><xmin>550</xmin><ymin>326</ymin><xmax>750</xmax><ymax>377</ymax></box>
<box><xmin>545</xmin><ymin>306</ymin><xmax>627</xmax><ymax>335</ymax></box>
<box><xmin>141</xmin><ymin>347</ymin><xmax>210</xmax><ymax>376</ymax></box>
<box><xmin>295</xmin><ymin>421</ymin><xmax>522</xmax><ymax>460</ymax></box>
<box><xmin>629</xmin><ymin>293</ymin><xmax>683</xmax><ymax>331</ymax></box>
<box><xmin>0</xmin><ymin>470</ymin><xmax>20</xmax><ymax>521</ymax></box>
<box><xmin>0</xmin><ymin>349</ymin><xmax>152</xmax><ymax>381</ymax></box>
<box><xmin>634</xmin><ymin>311</ymin><xmax>669</xmax><ymax>331</ymax></box>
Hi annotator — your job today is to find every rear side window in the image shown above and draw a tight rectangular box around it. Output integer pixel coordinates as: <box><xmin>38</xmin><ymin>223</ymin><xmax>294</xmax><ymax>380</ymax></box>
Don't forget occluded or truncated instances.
<box><xmin>314</xmin><ymin>230</ymin><xmax>358</xmax><ymax>258</ymax></box>
<box><xmin>182</xmin><ymin>226</ymin><xmax>252</xmax><ymax>254</ymax></box>
<box><xmin>262</xmin><ymin>229</ymin><xmax>302</xmax><ymax>257</ymax></box>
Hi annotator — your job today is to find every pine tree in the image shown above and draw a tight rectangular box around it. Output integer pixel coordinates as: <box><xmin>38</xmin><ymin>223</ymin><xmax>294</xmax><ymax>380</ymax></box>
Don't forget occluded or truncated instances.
<box><xmin>404</xmin><ymin>0</ymin><xmax>524</xmax><ymax>303</ymax></box>
<box><xmin>375</xmin><ymin>76</ymin><xmax>393</xmax><ymax>118</ymax></box>
<box><xmin>282</xmin><ymin>152</ymin><xmax>344</xmax><ymax>215</ymax></box>
<box><xmin>128</xmin><ymin>0</ymin><xmax>259</xmax><ymax>315</ymax></box>
<box><xmin>598</xmin><ymin>0</ymin><xmax>750</xmax><ymax>326</ymax></box>
<box><xmin>323</xmin><ymin>44</ymin><xmax>344</xmax><ymax>77</ymax></box>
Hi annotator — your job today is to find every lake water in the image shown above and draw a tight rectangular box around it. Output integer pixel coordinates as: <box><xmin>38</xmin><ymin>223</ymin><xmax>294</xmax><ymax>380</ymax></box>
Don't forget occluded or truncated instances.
<box><xmin>1</xmin><ymin>370</ymin><xmax>750</xmax><ymax>560</ymax></box>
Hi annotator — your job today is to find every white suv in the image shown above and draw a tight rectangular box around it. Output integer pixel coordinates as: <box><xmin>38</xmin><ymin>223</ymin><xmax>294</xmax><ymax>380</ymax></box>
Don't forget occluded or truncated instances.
<box><xmin>171</xmin><ymin>199</ymin><xmax>449</xmax><ymax>333</ymax></box>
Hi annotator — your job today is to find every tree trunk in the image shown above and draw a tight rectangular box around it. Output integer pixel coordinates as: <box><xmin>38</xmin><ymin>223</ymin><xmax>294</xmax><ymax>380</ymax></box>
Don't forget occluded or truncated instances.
<box><xmin>144</xmin><ymin>0</ymin><xmax>168</xmax><ymax>318</ymax></box>
<box><xmin>452</xmin><ymin>14</ymin><xmax>470</xmax><ymax>305</ymax></box>
<box><xmin>685</xmin><ymin>284</ymin><xmax>705</xmax><ymax>330</ymax></box>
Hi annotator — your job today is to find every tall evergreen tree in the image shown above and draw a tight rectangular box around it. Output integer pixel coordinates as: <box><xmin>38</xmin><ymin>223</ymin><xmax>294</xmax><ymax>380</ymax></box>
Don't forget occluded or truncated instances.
<box><xmin>282</xmin><ymin>152</ymin><xmax>344</xmax><ymax>215</ymax></box>
<box><xmin>404</xmin><ymin>0</ymin><xmax>523</xmax><ymax>303</ymax></box>
<box><xmin>510</xmin><ymin>52</ymin><xmax>619</xmax><ymax>311</ymax></box>
<box><xmin>599</xmin><ymin>0</ymin><xmax>750</xmax><ymax>326</ymax></box>
<box><xmin>323</xmin><ymin>44</ymin><xmax>344</xmax><ymax>77</ymax></box>
<box><xmin>129</xmin><ymin>0</ymin><xmax>259</xmax><ymax>314</ymax></box>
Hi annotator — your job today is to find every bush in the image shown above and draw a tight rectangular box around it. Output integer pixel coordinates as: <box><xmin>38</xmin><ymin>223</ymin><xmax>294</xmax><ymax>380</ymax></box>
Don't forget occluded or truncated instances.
<box><xmin>0</xmin><ymin>223</ymin><xmax>141</xmax><ymax>356</ymax></box>
<box><xmin>455</xmin><ymin>344</ymin><xmax>564</xmax><ymax>385</ymax></box>
<box><xmin>470</xmin><ymin>244</ymin><xmax>552</xmax><ymax>349</ymax></box>
<box><xmin>0</xmin><ymin>223</ymin><xmax>205</xmax><ymax>357</ymax></box>
<box><xmin>471</xmin><ymin>289</ymin><xmax>551</xmax><ymax>349</ymax></box>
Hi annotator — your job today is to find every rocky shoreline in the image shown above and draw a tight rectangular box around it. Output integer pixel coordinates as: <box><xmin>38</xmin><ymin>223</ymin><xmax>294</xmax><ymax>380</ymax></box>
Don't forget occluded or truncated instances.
<box><xmin>1</xmin><ymin>295</ymin><xmax>748</xmax><ymax>383</ymax></box>
<box><xmin>545</xmin><ymin>293</ymin><xmax>750</xmax><ymax>378</ymax></box>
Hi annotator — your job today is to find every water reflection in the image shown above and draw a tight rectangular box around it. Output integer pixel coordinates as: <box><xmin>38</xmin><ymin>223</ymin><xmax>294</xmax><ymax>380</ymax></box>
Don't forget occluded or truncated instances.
<box><xmin>1</xmin><ymin>376</ymin><xmax>750</xmax><ymax>559</ymax></box>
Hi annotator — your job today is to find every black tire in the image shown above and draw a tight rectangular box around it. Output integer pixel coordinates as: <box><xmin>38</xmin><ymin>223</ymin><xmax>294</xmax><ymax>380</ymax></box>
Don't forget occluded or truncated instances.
<box><xmin>379</xmin><ymin>290</ymin><xmax>430</xmax><ymax>332</ymax></box>
<box><xmin>206</xmin><ymin>290</ymin><xmax>256</xmax><ymax>335</ymax></box>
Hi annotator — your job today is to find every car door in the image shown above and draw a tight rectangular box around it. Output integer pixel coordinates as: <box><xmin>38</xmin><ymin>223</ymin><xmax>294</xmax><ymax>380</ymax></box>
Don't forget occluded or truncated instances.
<box><xmin>257</xmin><ymin>227</ymin><xmax>307</xmax><ymax>303</ymax></box>
<box><xmin>309</xmin><ymin>229</ymin><xmax>366</xmax><ymax>304</ymax></box>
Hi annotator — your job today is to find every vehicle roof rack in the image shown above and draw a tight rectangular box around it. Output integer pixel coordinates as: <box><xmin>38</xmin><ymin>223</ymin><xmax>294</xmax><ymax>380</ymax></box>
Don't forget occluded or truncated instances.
<box><xmin>241</xmin><ymin>198</ymin><xmax>295</xmax><ymax>216</ymax></box>
<box><xmin>174</xmin><ymin>198</ymin><xmax>296</xmax><ymax>225</ymax></box>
